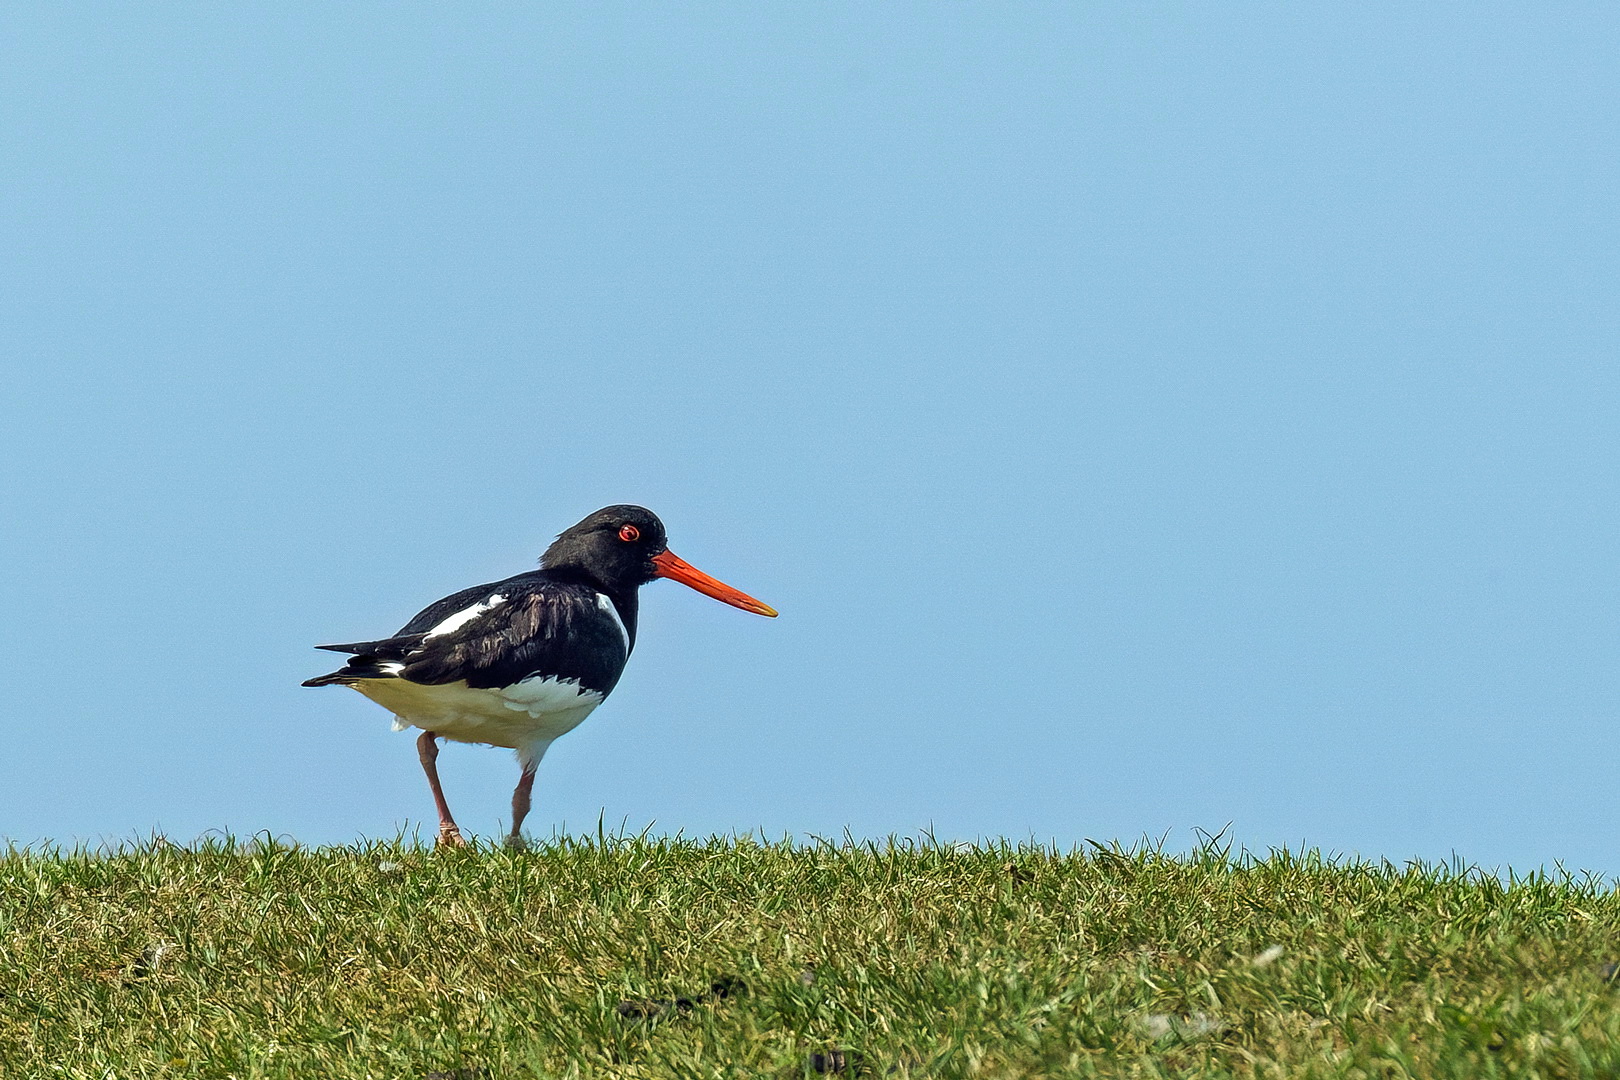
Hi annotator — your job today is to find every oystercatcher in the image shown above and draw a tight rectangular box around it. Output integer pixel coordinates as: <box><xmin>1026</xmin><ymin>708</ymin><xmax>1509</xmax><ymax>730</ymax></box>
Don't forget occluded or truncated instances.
<box><xmin>303</xmin><ymin>505</ymin><xmax>776</xmax><ymax>848</ymax></box>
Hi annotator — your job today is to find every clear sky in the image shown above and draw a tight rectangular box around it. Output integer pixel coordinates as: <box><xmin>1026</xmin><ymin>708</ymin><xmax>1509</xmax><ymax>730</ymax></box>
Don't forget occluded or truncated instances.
<box><xmin>3</xmin><ymin>5</ymin><xmax>1617</xmax><ymax>873</ymax></box>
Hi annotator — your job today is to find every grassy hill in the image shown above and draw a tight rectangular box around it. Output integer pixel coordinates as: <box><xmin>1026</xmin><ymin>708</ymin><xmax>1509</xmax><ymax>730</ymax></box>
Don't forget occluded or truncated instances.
<box><xmin>2</xmin><ymin>833</ymin><xmax>1617</xmax><ymax>1078</ymax></box>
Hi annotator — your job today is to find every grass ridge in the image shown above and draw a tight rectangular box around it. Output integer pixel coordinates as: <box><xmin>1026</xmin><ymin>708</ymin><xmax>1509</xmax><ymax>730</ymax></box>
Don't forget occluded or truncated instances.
<box><xmin>3</xmin><ymin>833</ymin><xmax>1617</xmax><ymax>1077</ymax></box>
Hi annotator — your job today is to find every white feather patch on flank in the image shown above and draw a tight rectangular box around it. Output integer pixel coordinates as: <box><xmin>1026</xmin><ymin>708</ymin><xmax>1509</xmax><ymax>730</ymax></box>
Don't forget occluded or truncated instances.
<box><xmin>422</xmin><ymin>593</ymin><xmax>507</xmax><ymax>639</ymax></box>
<box><xmin>378</xmin><ymin>661</ymin><xmax>404</xmax><ymax>675</ymax></box>
<box><xmin>597</xmin><ymin>592</ymin><xmax>630</xmax><ymax>651</ymax></box>
<box><xmin>498</xmin><ymin>673</ymin><xmax>605</xmax><ymax>718</ymax></box>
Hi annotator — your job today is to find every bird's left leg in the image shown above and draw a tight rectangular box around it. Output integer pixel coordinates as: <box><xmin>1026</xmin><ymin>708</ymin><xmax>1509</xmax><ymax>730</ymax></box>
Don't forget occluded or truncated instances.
<box><xmin>416</xmin><ymin>731</ymin><xmax>467</xmax><ymax>848</ymax></box>
<box><xmin>507</xmin><ymin>766</ymin><xmax>537</xmax><ymax>851</ymax></box>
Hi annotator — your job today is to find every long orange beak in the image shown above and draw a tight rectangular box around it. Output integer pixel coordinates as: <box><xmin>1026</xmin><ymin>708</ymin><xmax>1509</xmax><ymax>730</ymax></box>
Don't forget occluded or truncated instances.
<box><xmin>651</xmin><ymin>549</ymin><xmax>778</xmax><ymax>617</ymax></box>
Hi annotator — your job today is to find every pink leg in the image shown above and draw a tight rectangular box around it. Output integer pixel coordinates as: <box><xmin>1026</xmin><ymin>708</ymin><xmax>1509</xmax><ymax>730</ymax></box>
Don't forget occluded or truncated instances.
<box><xmin>507</xmin><ymin>766</ymin><xmax>537</xmax><ymax>850</ymax></box>
<box><xmin>416</xmin><ymin>731</ymin><xmax>466</xmax><ymax>848</ymax></box>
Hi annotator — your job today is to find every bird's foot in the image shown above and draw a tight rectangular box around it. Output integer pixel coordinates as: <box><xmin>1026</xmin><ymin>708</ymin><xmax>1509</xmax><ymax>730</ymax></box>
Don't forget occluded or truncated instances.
<box><xmin>504</xmin><ymin>833</ymin><xmax>528</xmax><ymax>852</ymax></box>
<box><xmin>436</xmin><ymin>824</ymin><xmax>468</xmax><ymax>848</ymax></box>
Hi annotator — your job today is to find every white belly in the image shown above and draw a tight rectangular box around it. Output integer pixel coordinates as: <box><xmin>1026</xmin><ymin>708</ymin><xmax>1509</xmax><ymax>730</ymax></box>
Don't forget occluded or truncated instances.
<box><xmin>352</xmin><ymin>675</ymin><xmax>603</xmax><ymax>757</ymax></box>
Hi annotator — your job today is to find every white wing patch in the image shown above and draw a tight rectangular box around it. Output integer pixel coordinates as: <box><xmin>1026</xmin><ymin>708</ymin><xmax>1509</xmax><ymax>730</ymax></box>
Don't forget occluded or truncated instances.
<box><xmin>597</xmin><ymin>592</ymin><xmax>630</xmax><ymax>651</ymax></box>
<box><xmin>422</xmin><ymin>593</ymin><xmax>507</xmax><ymax>639</ymax></box>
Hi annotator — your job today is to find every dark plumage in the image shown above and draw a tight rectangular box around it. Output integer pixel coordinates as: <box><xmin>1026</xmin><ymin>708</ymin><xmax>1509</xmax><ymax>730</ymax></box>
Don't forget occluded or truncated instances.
<box><xmin>303</xmin><ymin>573</ymin><xmax>631</xmax><ymax>697</ymax></box>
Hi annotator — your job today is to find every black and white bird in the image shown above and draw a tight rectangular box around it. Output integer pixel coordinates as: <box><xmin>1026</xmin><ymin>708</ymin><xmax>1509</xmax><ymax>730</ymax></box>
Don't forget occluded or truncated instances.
<box><xmin>303</xmin><ymin>505</ymin><xmax>776</xmax><ymax>848</ymax></box>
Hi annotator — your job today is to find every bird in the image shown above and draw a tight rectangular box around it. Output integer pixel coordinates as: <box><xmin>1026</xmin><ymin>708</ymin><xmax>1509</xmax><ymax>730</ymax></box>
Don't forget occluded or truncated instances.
<box><xmin>303</xmin><ymin>504</ymin><xmax>776</xmax><ymax>848</ymax></box>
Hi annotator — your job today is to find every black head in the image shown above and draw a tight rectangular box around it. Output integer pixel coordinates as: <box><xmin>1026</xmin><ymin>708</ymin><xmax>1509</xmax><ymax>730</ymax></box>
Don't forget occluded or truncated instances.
<box><xmin>540</xmin><ymin>504</ymin><xmax>777</xmax><ymax>616</ymax></box>
<box><xmin>541</xmin><ymin>505</ymin><xmax>668</xmax><ymax>592</ymax></box>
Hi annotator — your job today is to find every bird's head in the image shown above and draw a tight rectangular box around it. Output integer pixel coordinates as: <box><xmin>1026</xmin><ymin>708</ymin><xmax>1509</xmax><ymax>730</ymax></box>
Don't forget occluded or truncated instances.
<box><xmin>541</xmin><ymin>504</ymin><xmax>777</xmax><ymax>617</ymax></box>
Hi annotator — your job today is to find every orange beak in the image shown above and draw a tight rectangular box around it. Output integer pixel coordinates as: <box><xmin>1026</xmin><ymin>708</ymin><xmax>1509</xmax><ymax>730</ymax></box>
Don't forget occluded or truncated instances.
<box><xmin>651</xmin><ymin>549</ymin><xmax>778</xmax><ymax>617</ymax></box>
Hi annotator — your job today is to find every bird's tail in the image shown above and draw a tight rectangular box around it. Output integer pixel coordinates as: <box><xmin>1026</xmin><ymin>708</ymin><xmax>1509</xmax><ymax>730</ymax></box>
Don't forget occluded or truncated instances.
<box><xmin>302</xmin><ymin>634</ymin><xmax>423</xmax><ymax>687</ymax></box>
<box><xmin>302</xmin><ymin>671</ymin><xmax>356</xmax><ymax>687</ymax></box>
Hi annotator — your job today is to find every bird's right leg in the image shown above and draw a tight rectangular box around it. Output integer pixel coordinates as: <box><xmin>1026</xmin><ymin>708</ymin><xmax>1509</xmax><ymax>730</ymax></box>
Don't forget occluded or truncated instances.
<box><xmin>506</xmin><ymin>765</ymin><xmax>537</xmax><ymax>851</ymax></box>
<box><xmin>416</xmin><ymin>731</ymin><xmax>467</xmax><ymax>848</ymax></box>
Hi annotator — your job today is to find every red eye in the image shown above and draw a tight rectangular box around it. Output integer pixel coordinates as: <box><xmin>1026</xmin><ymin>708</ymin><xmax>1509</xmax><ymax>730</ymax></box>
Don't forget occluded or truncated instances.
<box><xmin>618</xmin><ymin>524</ymin><xmax>641</xmax><ymax>542</ymax></box>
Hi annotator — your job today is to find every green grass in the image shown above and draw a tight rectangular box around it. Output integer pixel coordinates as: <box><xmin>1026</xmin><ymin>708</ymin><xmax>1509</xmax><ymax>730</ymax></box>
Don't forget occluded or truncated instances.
<box><xmin>3</xmin><ymin>833</ymin><xmax>1618</xmax><ymax>1078</ymax></box>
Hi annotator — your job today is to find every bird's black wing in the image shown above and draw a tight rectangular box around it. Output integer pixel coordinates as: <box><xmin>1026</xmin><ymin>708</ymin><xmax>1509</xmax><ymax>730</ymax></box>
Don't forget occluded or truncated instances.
<box><xmin>394</xmin><ymin>578</ymin><xmax>531</xmax><ymax>636</ymax></box>
<box><xmin>400</xmin><ymin>582</ymin><xmax>629</xmax><ymax>695</ymax></box>
<box><xmin>312</xmin><ymin>580</ymin><xmax>512</xmax><ymax>657</ymax></box>
<box><xmin>304</xmin><ymin>575</ymin><xmax>530</xmax><ymax>684</ymax></box>
<box><xmin>303</xmin><ymin>577</ymin><xmax>628</xmax><ymax>697</ymax></box>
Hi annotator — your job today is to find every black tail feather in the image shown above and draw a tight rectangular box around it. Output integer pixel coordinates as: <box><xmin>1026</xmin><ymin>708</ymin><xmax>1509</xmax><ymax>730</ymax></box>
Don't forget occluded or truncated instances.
<box><xmin>315</xmin><ymin>635</ymin><xmax>420</xmax><ymax>656</ymax></box>
<box><xmin>302</xmin><ymin>657</ymin><xmax>403</xmax><ymax>686</ymax></box>
<box><xmin>302</xmin><ymin>670</ymin><xmax>357</xmax><ymax>687</ymax></box>
<box><xmin>303</xmin><ymin>641</ymin><xmax>417</xmax><ymax>686</ymax></box>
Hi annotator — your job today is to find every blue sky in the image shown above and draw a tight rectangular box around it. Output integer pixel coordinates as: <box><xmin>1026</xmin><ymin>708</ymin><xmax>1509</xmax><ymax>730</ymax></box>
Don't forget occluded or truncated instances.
<box><xmin>3</xmin><ymin>5</ymin><xmax>1618</xmax><ymax>873</ymax></box>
